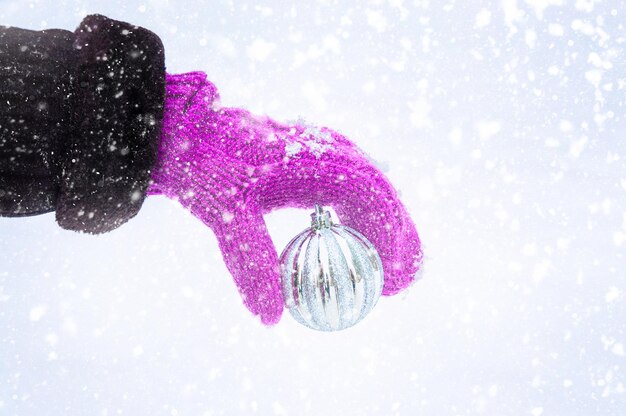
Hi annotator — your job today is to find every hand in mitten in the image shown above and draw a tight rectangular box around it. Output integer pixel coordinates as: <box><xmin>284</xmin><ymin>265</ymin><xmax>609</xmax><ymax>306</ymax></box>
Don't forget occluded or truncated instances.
<box><xmin>149</xmin><ymin>72</ymin><xmax>422</xmax><ymax>325</ymax></box>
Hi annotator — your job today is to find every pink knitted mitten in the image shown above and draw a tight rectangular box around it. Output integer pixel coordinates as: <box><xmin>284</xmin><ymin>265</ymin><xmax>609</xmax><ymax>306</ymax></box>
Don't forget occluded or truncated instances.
<box><xmin>148</xmin><ymin>72</ymin><xmax>422</xmax><ymax>325</ymax></box>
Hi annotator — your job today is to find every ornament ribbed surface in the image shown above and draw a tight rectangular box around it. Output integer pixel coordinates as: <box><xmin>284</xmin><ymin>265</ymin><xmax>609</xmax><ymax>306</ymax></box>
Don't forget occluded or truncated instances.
<box><xmin>280</xmin><ymin>222</ymin><xmax>383</xmax><ymax>331</ymax></box>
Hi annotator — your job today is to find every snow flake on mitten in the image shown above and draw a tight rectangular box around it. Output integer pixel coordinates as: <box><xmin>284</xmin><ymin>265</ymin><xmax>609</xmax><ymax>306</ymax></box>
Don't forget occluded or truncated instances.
<box><xmin>280</xmin><ymin>117</ymin><xmax>336</xmax><ymax>159</ymax></box>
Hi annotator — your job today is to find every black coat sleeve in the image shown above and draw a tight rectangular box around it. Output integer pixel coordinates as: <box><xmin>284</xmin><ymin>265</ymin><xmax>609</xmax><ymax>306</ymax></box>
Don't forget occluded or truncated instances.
<box><xmin>0</xmin><ymin>14</ymin><xmax>166</xmax><ymax>233</ymax></box>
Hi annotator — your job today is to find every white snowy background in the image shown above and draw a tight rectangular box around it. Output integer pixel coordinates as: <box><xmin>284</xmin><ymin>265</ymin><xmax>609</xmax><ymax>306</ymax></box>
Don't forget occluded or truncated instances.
<box><xmin>1</xmin><ymin>0</ymin><xmax>626</xmax><ymax>415</ymax></box>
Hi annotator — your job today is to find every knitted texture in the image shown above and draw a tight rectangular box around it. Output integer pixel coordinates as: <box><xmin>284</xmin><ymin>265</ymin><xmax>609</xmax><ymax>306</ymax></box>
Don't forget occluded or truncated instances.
<box><xmin>149</xmin><ymin>72</ymin><xmax>422</xmax><ymax>325</ymax></box>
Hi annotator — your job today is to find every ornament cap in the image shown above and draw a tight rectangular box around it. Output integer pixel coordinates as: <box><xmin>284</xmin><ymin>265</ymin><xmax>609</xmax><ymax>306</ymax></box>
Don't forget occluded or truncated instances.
<box><xmin>310</xmin><ymin>204</ymin><xmax>333</xmax><ymax>230</ymax></box>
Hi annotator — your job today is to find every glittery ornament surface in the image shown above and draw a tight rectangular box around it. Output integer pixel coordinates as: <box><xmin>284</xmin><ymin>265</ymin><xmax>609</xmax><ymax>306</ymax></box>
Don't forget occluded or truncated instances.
<box><xmin>148</xmin><ymin>72</ymin><xmax>422</xmax><ymax>325</ymax></box>
<box><xmin>280</xmin><ymin>207</ymin><xmax>384</xmax><ymax>331</ymax></box>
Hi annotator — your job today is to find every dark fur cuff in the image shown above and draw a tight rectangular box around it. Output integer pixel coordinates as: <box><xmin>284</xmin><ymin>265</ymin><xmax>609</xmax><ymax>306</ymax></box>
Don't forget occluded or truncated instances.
<box><xmin>55</xmin><ymin>14</ymin><xmax>166</xmax><ymax>233</ymax></box>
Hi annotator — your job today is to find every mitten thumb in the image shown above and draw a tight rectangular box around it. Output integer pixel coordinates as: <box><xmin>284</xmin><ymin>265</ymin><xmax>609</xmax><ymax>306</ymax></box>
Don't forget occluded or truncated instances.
<box><xmin>214</xmin><ymin>204</ymin><xmax>284</xmax><ymax>325</ymax></box>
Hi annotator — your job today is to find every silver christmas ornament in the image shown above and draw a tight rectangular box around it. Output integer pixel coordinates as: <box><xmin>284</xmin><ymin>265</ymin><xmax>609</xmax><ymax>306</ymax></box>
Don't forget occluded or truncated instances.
<box><xmin>279</xmin><ymin>205</ymin><xmax>384</xmax><ymax>331</ymax></box>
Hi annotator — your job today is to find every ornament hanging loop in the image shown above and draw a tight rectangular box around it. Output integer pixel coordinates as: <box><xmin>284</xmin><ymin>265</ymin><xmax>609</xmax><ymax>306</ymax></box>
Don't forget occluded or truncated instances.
<box><xmin>310</xmin><ymin>204</ymin><xmax>333</xmax><ymax>230</ymax></box>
